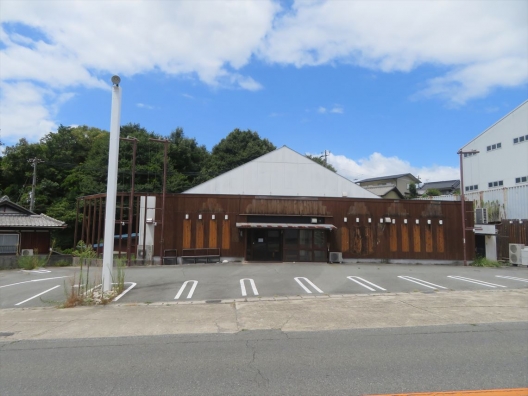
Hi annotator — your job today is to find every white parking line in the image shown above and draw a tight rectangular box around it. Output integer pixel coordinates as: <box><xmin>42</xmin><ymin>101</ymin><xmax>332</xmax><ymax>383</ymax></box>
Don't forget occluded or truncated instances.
<box><xmin>347</xmin><ymin>276</ymin><xmax>386</xmax><ymax>292</ymax></box>
<box><xmin>113</xmin><ymin>282</ymin><xmax>137</xmax><ymax>301</ymax></box>
<box><xmin>175</xmin><ymin>280</ymin><xmax>198</xmax><ymax>299</ymax></box>
<box><xmin>14</xmin><ymin>285</ymin><xmax>61</xmax><ymax>306</ymax></box>
<box><xmin>294</xmin><ymin>277</ymin><xmax>323</xmax><ymax>294</ymax></box>
<box><xmin>21</xmin><ymin>269</ymin><xmax>52</xmax><ymax>274</ymax></box>
<box><xmin>240</xmin><ymin>278</ymin><xmax>259</xmax><ymax>297</ymax></box>
<box><xmin>0</xmin><ymin>276</ymin><xmax>69</xmax><ymax>289</ymax></box>
<box><xmin>447</xmin><ymin>276</ymin><xmax>506</xmax><ymax>288</ymax></box>
<box><xmin>398</xmin><ymin>276</ymin><xmax>447</xmax><ymax>290</ymax></box>
<box><xmin>496</xmin><ymin>275</ymin><xmax>528</xmax><ymax>283</ymax></box>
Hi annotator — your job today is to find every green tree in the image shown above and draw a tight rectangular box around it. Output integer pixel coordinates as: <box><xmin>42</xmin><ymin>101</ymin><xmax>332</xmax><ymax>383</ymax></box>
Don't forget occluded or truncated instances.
<box><xmin>424</xmin><ymin>188</ymin><xmax>441</xmax><ymax>197</ymax></box>
<box><xmin>408</xmin><ymin>182</ymin><xmax>419</xmax><ymax>198</ymax></box>
<box><xmin>199</xmin><ymin>129</ymin><xmax>276</xmax><ymax>181</ymax></box>
<box><xmin>305</xmin><ymin>154</ymin><xmax>337</xmax><ymax>172</ymax></box>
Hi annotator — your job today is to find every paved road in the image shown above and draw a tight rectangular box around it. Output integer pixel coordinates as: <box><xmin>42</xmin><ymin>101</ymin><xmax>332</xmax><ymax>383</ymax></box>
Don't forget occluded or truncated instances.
<box><xmin>1</xmin><ymin>263</ymin><xmax>527</xmax><ymax>308</ymax></box>
<box><xmin>1</xmin><ymin>322</ymin><xmax>526</xmax><ymax>396</ymax></box>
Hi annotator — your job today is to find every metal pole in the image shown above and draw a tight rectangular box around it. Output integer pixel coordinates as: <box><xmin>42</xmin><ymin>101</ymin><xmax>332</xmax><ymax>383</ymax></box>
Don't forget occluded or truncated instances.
<box><xmin>120</xmin><ymin>137</ymin><xmax>137</xmax><ymax>266</ymax></box>
<box><xmin>149</xmin><ymin>138</ymin><xmax>169</xmax><ymax>264</ymax></box>
<box><xmin>457</xmin><ymin>149</ymin><xmax>479</xmax><ymax>267</ymax></box>
<box><xmin>458</xmin><ymin>151</ymin><xmax>467</xmax><ymax>266</ymax></box>
<box><xmin>102</xmin><ymin>76</ymin><xmax>122</xmax><ymax>292</ymax></box>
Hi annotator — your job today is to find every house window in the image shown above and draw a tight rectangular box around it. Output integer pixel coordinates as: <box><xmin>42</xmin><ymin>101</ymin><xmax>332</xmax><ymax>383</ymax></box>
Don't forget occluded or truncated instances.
<box><xmin>515</xmin><ymin>176</ymin><xmax>528</xmax><ymax>184</ymax></box>
<box><xmin>465</xmin><ymin>185</ymin><xmax>478</xmax><ymax>191</ymax></box>
<box><xmin>487</xmin><ymin>142</ymin><xmax>502</xmax><ymax>152</ymax></box>
<box><xmin>464</xmin><ymin>152</ymin><xmax>477</xmax><ymax>158</ymax></box>
<box><xmin>0</xmin><ymin>234</ymin><xmax>19</xmax><ymax>254</ymax></box>
<box><xmin>488</xmin><ymin>180</ymin><xmax>503</xmax><ymax>188</ymax></box>
<box><xmin>513</xmin><ymin>135</ymin><xmax>528</xmax><ymax>144</ymax></box>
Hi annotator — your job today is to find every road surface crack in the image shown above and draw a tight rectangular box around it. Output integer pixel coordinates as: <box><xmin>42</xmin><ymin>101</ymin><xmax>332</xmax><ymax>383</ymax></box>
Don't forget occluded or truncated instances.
<box><xmin>246</xmin><ymin>340</ymin><xmax>269</xmax><ymax>389</ymax></box>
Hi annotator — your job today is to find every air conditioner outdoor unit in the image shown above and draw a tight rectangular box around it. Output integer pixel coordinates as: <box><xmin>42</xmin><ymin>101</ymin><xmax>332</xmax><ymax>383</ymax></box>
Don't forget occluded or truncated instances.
<box><xmin>21</xmin><ymin>249</ymin><xmax>34</xmax><ymax>256</ymax></box>
<box><xmin>329</xmin><ymin>252</ymin><xmax>343</xmax><ymax>263</ymax></box>
<box><xmin>509</xmin><ymin>244</ymin><xmax>525</xmax><ymax>265</ymax></box>
<box><xmin>475</xmin><ymin>208</ymin><xmax>488</xmax><ymax>224</ymax></box>
<box><xmin>137</xmin><ymin>245</ymin><xmax>153</xmax><ymax>260</ymax></box>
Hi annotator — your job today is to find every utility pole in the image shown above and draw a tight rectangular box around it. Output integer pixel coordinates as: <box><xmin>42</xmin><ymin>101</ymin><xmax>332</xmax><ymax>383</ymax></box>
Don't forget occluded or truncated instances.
<box><xmin>149</xmin><ymin>138</ymin><xmax>169</xmax><ymax>264</ymax></box>
<box><xmin>321</xmin><ymin>150</ymin><xmax>330</xmax><ymax>165</ymax></box>
<box><xmin>28</xmin><ymin>158</ymin><xmax>43</xmax><ymax>212</ymax></box>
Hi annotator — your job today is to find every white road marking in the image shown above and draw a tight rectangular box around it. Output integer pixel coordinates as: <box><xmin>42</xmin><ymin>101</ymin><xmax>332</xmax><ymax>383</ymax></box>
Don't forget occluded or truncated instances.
<box><xmin>14</xmin><ymin>285</ymin><xmax>61</xmax><ymax>306</ymax></box>
<box><xmin>496</xmin><ymin>275</ymin><xmax>528</xmax><ymax>283</ymax></box>
<box><xmin>21</xmin><ymin>269</ymin><xmax>51</xmax><ymax>274</ymax></box>
<box><xmin>447</xmin><ymin>276</ymin><xmax>506</xmax><ymax>288</ymax></box>
<box><xmin>0</xmin><ymin>276</ymin><xmax>69</xmax><ymax>289</ymax></box>
<box><xmin>240</xmin><ymin>278</ymin><xmax>259</xmax><ymax>297</ymax></box>
<box><xmin>294</xmin><ymin>277</ymin><xmax>323</xmax><ymax>294</ymax></box>
<box><xmin>113</xmin><ymin>282</ymin><xmax>137</xmax><ymax>301</ymax></box>
<box><xmin>347</xmin><ymin>276</ymin><xmax>386</xmax><ymax>291</ymax></box>
<box><xmin>398</xmin><ymin>276</ymin><xmax>447</xmax><ymax>290</ymax></box>
<box><xmin>175</xmin><ymin>280</ymin><xmax>198</xmax><ymax>299</ymax></box>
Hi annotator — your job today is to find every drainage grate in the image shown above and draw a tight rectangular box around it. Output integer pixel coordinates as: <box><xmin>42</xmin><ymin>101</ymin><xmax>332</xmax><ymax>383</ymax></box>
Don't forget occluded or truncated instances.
<box><xmin>0</xmin><ymin>332</ymin><xmax>14</xmax><ymax>337</ymax></box>
<box><xmin>205</xmin><ymin>299</ymin><xmax>222</xmax><ymax>304</ymax></box>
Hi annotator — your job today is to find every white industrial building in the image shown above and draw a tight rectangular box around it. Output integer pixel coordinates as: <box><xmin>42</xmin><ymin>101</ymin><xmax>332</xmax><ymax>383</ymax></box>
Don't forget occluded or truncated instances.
<box><xmin>460</xmin><ymin>100</ymin><xmax>528</xmax><ymax>193</ymax></box>
<box><xmin>459</xmin><ymin>100</ymin><xmax>528</xmax><ymax>263</ymax></box>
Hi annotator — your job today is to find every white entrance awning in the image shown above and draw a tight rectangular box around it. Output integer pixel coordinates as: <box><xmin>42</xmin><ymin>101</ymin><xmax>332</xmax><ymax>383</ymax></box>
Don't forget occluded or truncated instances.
<box><xmin>236</xmin><ymin>222</ymin><xmax>336</xmax><ymax>230</ymax></box>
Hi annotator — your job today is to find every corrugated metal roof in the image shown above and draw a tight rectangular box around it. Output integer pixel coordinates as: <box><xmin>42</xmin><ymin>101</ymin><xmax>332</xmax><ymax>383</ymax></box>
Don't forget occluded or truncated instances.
<box><xmin>236</xmin><ymin>222</ymin><xmax>337</xmax><ymax>230</ymax></box>
<box><xmin>421</xmin><ymin>180</ymin><xmax>460</xmax><ymax>190</ymax></box>
<box><xmin>0</xmin><ymin>214</ymin><xmax>66</xmax><ymax>228</ymax></box>
<box><xmin>358</xmin><ymin>173</ymin><xmax>420</xmax><ymax>183</ymax></box>
<box><xmin>364</xmin><ymin>185</ymin><xmax>404</xmax><ymax>198</ymax></box>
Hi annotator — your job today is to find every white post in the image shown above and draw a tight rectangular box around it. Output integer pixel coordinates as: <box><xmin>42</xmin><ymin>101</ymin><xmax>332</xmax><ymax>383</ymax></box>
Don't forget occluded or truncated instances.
<box><xmin>102</xmin><ymin>76</ymin><xmax>122</xmax><ymax>292</ymax></box>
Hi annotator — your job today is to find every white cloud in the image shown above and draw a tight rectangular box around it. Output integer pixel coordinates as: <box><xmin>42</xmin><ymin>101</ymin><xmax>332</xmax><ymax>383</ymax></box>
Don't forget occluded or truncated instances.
<box><xmin>328</xmin><ymin>152</ymin><xmax>459</xmax><ymax>183</ymax></box>
<box><xmin>317</xmin><ymin>106</ymin><xmax>327</xmax><ymax>114</ymax></box>
<box><xmin>260</xmin><ymin>1</ymin><xmax>528</xmax><ymax>103</ymax></box>
<box><xmin>136</xmin><ymin>103</ymin><xmax>154</xmax><ymax>110</ymax></box>
<box><xmin>330</xmin><ymin>106</ymin><xmax>343</xmax><ymax>114</ymax></box>
<box><xmin>0</xmin><ymin>81</ymin><xmax>58</xmax><ymax>143</ymax></box>
<box><xmin>0</xmin><ymin>0</ymin><xmax>277</xmax><ymax>143</ymax></box>
<box><xmin>1</xmin><ymin>0</ymin><xmax>526</xmax><ymax>145</ymax></box>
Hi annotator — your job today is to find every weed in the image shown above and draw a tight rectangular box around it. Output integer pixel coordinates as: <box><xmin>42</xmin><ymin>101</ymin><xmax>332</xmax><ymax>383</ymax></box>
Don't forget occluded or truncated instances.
<box><xmin>61</xmin><ymin>258</ymin><xmax>126</xmax><ymax>308</ymax></box>
<box><xmin>471</xmin><ymin>256</ymin><xmax>502</xmax><ymax>267</ymax></box>
<box><xmin>18</xmin><ymin>249</ymin><xmax>51</xmax><ymax>270</ymax></box>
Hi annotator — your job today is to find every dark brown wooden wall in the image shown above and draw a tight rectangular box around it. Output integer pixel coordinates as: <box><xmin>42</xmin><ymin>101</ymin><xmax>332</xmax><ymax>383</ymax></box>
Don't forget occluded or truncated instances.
<box><xmin>159</xmin><ymin>194</ymin><xmax>472</xmax><ymax>260</ymax></box>
<box><xmin>497</xmin><ymin>220</ymin><xmax>528</xmax><ymax>260</ymax></box>
<box><xmin>77</xmin><ymin>193</ymin><xmax>474</xmax><ymax>261</ymax></box>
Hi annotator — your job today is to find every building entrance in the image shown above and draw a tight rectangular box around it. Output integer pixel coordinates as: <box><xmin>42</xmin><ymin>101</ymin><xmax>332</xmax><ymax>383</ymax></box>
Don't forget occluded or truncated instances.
<box><xmin>246</xmin><ymin>228</ymin><xmax>327</xmax><ymax>262</ymax></box>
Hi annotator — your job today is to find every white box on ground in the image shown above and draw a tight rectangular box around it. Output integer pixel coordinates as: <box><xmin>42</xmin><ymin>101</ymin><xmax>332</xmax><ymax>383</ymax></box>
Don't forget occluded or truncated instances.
<box><xmin>521</xmin><ymin>247</ymin><xmax>528</xmax><ymax>266</ymax></box>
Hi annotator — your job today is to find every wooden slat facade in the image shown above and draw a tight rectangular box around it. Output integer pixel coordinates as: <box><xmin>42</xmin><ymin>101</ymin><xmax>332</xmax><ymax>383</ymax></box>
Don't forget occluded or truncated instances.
<box><xmin>77</xmin><ymin>193</ymin><xmax>480</xmax><ymax>262</ymax></box>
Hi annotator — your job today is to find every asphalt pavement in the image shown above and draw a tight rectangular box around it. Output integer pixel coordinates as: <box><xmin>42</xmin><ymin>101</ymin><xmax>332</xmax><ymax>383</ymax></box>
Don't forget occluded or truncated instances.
<box><xmin>1</xmin><ymin>262</ymin><xmax>527</xmax><ymax>308</ymax></box>
<box><xmin>1</xmin><ymin>323</ymin><xmax>527</xmax><ymax>396</ymax></box>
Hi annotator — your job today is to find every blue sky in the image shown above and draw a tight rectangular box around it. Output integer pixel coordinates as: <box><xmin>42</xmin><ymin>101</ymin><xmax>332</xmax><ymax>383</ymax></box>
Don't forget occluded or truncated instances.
<box><xmin>1</xmin><ymin>0</ymin><xmax>527</xmax><ymax>183</ymax></box>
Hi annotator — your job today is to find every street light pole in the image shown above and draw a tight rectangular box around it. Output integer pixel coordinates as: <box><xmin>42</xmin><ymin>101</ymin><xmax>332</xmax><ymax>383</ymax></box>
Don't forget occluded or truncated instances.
<box><xmin>457</xmin><ymin>149</ymin><xmax>479</xmax><ymax>266</ymax></box>
<box><xmin>102</xmin><ymin>76</ymin><xmax>122</xmax><ymax>292</ymax></box>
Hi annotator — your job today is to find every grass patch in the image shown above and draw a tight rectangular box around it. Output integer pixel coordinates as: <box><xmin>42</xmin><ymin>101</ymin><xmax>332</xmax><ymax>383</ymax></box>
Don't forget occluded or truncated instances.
<box><xmin>471</xmin><ymin>256</ymin><xmax>502</xmax><ymax>267</ymax></box>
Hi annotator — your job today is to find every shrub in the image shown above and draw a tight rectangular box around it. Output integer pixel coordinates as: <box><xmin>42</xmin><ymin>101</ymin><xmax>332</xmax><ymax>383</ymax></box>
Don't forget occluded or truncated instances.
<box><xmin>471</xmin><ymin>256</ymin><xmax>502</xmax><ymax>267</ymax></box>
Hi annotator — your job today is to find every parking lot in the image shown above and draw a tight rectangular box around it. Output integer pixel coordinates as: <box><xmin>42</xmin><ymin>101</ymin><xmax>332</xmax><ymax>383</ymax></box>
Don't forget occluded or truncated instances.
<box><xmin>1</xmin><ymin>262</ymin><xmax>527</xmax><ymax>309</ymax></box>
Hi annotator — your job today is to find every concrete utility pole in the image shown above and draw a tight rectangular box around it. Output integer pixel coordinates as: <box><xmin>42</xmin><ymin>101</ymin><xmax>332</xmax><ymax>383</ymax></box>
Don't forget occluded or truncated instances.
<box><xmin>321</xmin><ymin>150</ymin><xmax>330</xmax><ymax>165</ymax></box>
<box><xmin>102</xmin><ymin>76</ymin><xmax>122</xmax><ymax>292</ymax></box>
<box><xmin>457</xmin><ymin>149</ymin><xmax>479</xmax><ymax>266</ymax></box>
<box><xmin>28</xmin><ymin>158</ymin><xmax>43</xmax><ymax>212</ymax></box>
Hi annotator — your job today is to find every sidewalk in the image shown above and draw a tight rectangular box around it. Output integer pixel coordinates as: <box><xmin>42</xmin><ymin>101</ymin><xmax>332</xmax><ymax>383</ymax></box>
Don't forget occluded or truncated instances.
<box><xmin>1</xmin><ymin>289</ymin><xmax>527</xmax><ymax>341</ymax></box>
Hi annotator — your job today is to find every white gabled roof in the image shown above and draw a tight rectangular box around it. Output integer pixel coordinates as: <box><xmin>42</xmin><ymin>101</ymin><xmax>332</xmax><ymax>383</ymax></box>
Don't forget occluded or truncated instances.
<box><xmin>460</xmin><ymin>100</ymin><xmax>528</xmax><ymax>150</ymax></box>
<box><xmin>184</xmin><ymin>146</ymin><xmax>380</xmax><ymax>199</ymax></box>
